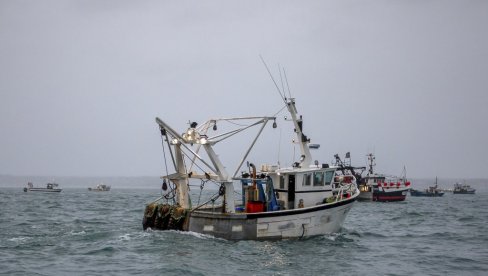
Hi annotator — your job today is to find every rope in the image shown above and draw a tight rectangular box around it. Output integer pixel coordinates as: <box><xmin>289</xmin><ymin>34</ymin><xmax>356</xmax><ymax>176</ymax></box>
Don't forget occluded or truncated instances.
<box><xmin>159</xmin><ymin>127</ymin><xmax>178</xmax><ymax>205</ymax></box>
<box><xmin>272</xmin><ymin>105</ymin><xmax>287</xmax><ymax>117</ymax></box>
<box><xmin>160</xmin><ymin>128</ymin><xmax>171</xmax><ymax>198</ymax></box>
<box><xmin>190</xmin><ymin>191</ymin><xmax>221</xmax><ymax>213</ymax></box>
<box><xmin>178</xmin><ymin>144</ymin><xmax>213</xmax><ymax>178</ymax></box>
<box><xmin>163</xmin><ymin>182</ymin><xmax>176</xmax><ymax>204</ymax></box>
<box><xmin>196</xmin><ymin>179</ymin><xmax>208</xmax><ymax>206</ymax></box>
<box><xmin>160</xmin><ymin>127</ymin><xmax>170</xmax><ymax>180</ymax></box>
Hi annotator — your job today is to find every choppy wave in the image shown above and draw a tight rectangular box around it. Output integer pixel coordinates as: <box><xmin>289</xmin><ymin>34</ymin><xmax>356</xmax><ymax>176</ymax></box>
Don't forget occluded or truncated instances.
<box><xmin>1</xmin><ymin>187</ymin><xmax>487</xmax><ymax>275</ymax></box>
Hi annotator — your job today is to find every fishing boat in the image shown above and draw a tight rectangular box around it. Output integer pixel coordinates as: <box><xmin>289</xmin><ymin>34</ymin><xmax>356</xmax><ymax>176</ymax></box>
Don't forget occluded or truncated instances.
<box><xmin>23</xmin><ymin>182</ymin><xmax>62</xmax><ymax>193</ymax></box>
<box><xmin>88</xmin><ymin>183</ymin><xmax>111</xmax><ymax>191</ymax></box>
<box><xmin>410</xmin><ymin>177</ymin><xmax>444</xmax><ymax>197</ymax></box>
<box><xmin>353</xmin><ymin>153</ymin><xmax>410</xmax><ymax>202</ymax></box>
<box><xmin>142</xmin><ymin>94</ymin><xmax>359</xmax><ymax>240</ymax></box>
<box><xmin>453</xmin><ymin>182</ymin><xmax>476</xmax><ymax>194</ymax></box>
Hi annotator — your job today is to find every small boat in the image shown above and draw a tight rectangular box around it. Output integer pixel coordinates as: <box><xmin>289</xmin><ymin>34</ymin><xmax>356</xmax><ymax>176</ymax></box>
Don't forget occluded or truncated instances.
<box><xmin>142</xmin><ymin>93</ymin><xmax>359</xmax><ymax>240</ymax></box>
<box><xmin>23</xmin><ymin>182</ymin><xmax>62</xmax><ymax>193</ymax></box>
<box><xmin>88</xmin><ymin>183</ymin><xmax>111</xmax><ymax>191</ymax></box>
<box><xmin>340</xmin><ymin>152</ymin><xmax>410</xmax><ymax>202</ymax></box>
<box><xmin>410</xmin><ymin>177</ymin><xmax>444</xmax><ymax>197</ymax></box>
<box><xmin>453</xmin><ymin>182</ymin><xmax>475</xmax><ymax>194</ymax></box>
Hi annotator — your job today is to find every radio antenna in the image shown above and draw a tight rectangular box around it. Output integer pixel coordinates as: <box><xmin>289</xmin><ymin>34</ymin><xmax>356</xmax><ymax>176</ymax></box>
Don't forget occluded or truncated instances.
<box><xmin>260</xmin><ymin>55</ymin><xmax>286</xmax><ymax>103</ymax></box>
<box><xmin>279</xmin><ymin>65</ymin><xmax>286</xmax><ymax>99</ymax></box>
<box><xmin>283</xmin><ymin>67</ymin><xmax>292</xmax><ymax>99</ymax></box>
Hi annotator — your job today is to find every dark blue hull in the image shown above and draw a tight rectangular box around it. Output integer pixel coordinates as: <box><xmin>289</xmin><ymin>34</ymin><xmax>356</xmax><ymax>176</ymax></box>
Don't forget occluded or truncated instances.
<box><xmin>453</xmin><ymin>191</ymin><xmax>475</xmax><ymax>194</ymax></box>
<box><xmin>410</xmin><ymin>189</ymin><xmax>444</xmax><ymax>197</ymax></box>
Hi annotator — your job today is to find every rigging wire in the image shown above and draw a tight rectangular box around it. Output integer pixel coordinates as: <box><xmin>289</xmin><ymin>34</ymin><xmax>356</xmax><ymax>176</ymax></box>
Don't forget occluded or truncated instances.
<box><xmin>283</xmin><ymin>67</ymin><xmax>293</xmax><ymax>99</ymax></box>
<box><xmin>279</xmin><ymin>64</ymin><xmax>286</xmax><ymax>98</ymax></box>
<box><xmin>260</xmin><ymin>55</ymin><xmax>286</xmax><ymax>104</ymax></box>
<box><xmin>160</xmin><ymin>127</ymin><xmax>170</xmax><ymax>179</ymax></box>
<box><xmin>159</xmin><ymin>127</ymin><xmax>176</xmax><ymax>204</ymax></box>
<box><xmin>272</xmin><ymin>105</ymin><xmax>287</xmax><ymax>117</ymax></box>
<box><xmin>196</xmin><ymin>179</ymin><xmax>209</xmax><ymax>206</ymax></box>
<box><xmin>179</xmin><ymin>145</ymin><xmax>212</xmax><ymax>177</ymax></box>
<box><xmin>161</xmin><ymin>127</ymin><xmax>177</xmax><ymax>171</ymax></box>
<box><xmin>190</xmin><ymin>190</ymin><xmax>222</xmax><ymax>213</ymax></box>
<box><xmin>223</xmin><ymin>118</ymin><xmax>256</xmax><ymax>127</ymax></box>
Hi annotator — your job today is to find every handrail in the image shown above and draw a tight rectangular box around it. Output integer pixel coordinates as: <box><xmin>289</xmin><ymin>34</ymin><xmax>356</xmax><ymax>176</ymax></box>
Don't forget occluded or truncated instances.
<box><xmin>334</xmin><ymin>182</ymin><xmax>356</xmax><ymax>202</ymax></box>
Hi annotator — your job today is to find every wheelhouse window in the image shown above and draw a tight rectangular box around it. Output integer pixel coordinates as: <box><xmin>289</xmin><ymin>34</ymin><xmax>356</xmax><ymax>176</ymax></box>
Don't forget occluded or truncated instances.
<box><xmin>279</xmin><ymin>175</ymin><xmax>285</xmax><ymax>189</ymax></box>
<box><xmin>302</xmin><ymin>173</ymin><xmax>311</xmax><ymax>186</ymax></box>
<box><xmin>324</xmin><ymin>171</ymin><xmax>334</xmax><ymax>185</ymax></box>
<box><xmin>313</xmin><ymin>171</ymin><xmax>325</xmax><ymax>186</ymax></box>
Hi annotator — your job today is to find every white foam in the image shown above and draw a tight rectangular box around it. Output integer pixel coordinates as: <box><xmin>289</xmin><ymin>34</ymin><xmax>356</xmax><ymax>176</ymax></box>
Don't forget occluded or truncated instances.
<box><xmin>177</xmin><ymin>230</ymin><xmax>221</xmax><ymax>240</ymax></box>
<box><xmin>323</xmin><ymin>233</ymin><xmax>341</xmax><ymax>241</ymax></box>
<box><xmin>118</xmin><ymin>233</ymin><xmax>131</xmax><ymax>241</ymax></box>
<box><xmin>70</xmin><ymin>230</ymin><xmax>86</xmax><ymax>236</ymax></box>
<box><xmin>8</xmin><ymin>237</ymin><xmax>30</xmax><ymax>243</ymax></box>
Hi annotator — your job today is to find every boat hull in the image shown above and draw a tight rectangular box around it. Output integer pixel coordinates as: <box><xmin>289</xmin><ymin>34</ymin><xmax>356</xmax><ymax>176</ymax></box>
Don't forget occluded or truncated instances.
<box><xmin>357</xmin><ymin>191</ymin><xmax>374</xmax><ymax>201</ymax></box>
<box><xmin>357</xmin><ymin>184</ymin><xmax>374</xmax><ymax>201</ymax></box>
<box><xmin>410</xmin><ymin>189</ymin><xmax>444</xmax><ymax>197</ymax></box>
<box><xmin>24</xmin><ymin>188</ymin><xmax>62</xmax><ymax>193</ymax></box>
<box><xmin>453</xmin><ymin>191</ymin><xmax>475</xmax><ymax>194</ymax></box>
<box><xmin>372</xmin><ymin>187</ymin><xmax>408</xmax><ymax>202</ymax></box>
<box><xmin>188</xmin><ymin>196</ymin><xmax>357</xmax><ymax>240</ymax></box>
<box><xmin>357</xmin><ymin>186</ymin><xmax>408</xmax><ymax>202</ymax></box>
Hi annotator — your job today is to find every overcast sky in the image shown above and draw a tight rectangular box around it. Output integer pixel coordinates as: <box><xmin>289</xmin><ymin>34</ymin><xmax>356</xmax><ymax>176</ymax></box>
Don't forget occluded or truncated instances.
<box><xmin>1</xmin><ymin>0</ymin><xmax>487</xmax><ymax>179</ymax></box>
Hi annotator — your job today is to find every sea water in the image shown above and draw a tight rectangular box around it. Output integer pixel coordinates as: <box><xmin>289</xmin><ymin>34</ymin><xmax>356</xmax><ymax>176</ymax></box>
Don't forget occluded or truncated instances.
<box><xmin>1</xmin><ymin>180</ymin><xmax>487</xmax><ymax>275</ymax></box>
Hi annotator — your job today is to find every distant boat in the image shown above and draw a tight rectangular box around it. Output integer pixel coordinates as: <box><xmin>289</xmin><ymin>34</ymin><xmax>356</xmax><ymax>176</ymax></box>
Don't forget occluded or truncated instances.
<box><xmin>88</xmin><ymin>183</ymin><xmax>111</xmax><ymax>192</ymax></box>
<box><xmin>23</xmin><ymin>182</ymin><xmax>62</xmax><ymax>193</ymax></box>
<box><xmin>348</xmin><ymin>153</ymin><xmax>410</xmax><ymax>202</ymax></box>
<box><xmin>453</xmin><ymin>182</ymin><xmax>475</xmax><ymax>194</ymax></box>
<box><xmin>410</xmin><ymin>177</ymin><xmax>444</xmax><ymax>197</ymax></box>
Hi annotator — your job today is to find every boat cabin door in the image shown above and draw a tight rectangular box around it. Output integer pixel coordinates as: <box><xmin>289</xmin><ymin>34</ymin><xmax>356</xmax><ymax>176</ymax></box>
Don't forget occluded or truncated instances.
<box><xmin>287</xmin><ymin>174</ymin><xmax>295</xmax><ymax>209</ymax></box>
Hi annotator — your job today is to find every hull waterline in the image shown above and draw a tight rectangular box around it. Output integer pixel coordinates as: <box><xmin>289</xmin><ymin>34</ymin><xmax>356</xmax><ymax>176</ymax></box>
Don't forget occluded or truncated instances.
<box><xmin>24</xmin><ymin>188</ymin><xmax>62</xmax><ymax>193</ymax></box>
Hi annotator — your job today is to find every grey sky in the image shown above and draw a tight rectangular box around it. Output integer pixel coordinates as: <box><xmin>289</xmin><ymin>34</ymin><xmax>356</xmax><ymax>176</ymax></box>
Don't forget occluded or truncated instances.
<box><xmin>1</xmin><ymin>1</ymin><xmax>487</xmax><ymax>178</ymax></box>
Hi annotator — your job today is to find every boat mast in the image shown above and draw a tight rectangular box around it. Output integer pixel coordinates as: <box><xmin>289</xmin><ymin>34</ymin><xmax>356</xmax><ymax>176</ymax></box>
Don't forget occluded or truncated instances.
<box><xmin>173</xmin><ymin>142</ymin><xmax>190</xmax><ymax>209</ymax></box>
<box><xmin>367</xmin><ymin>153</ymin><xmax>375</xmax><ymax>175</ymax></box>
<box><xmin>260</xmin><ymin>57</ymin><xmax>313</xmax><ymax>168</ymax></box>
<box><xmin>285</xmin><ymin>98</ymin><xmax>312</xmax><ymax>168</ymax></box>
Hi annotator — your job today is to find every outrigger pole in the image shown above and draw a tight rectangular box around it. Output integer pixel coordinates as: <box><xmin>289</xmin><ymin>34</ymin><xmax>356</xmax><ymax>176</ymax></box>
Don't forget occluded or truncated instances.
<box><xmin>155</xmin><ymin>116</ymin><xmax>276</xmax><ymax>213</ymax></box>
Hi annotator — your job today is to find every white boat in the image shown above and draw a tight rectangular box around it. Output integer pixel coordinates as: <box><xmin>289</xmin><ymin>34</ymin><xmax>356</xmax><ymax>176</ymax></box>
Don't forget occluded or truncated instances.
<box><xmin>453</xmin><ymin>182</ymin><xmax>475</xmax><ymax>194</ymax></box>
<box><xmin>142</xmin><ymin>93</ymin><xmax>359</xmax><ymax>240</ymax></box>
<box><xmin>355</xmin><ymin>154</ymin><xmax>411</xmax><ymax>202</ymax></box>
<box><xmin>88</xmin><ymin>183</ymin><xmax>111</xmax><ymax>192</ymax></box>
<box><xmin>23</xmin><ymin>182</ymin><xmax>62</xmax><ymax>193</ymax></box>
<box><xmin>410</xmin><ymin>177</ymin><xmax>444</xmax><ymax>197</ymax></box>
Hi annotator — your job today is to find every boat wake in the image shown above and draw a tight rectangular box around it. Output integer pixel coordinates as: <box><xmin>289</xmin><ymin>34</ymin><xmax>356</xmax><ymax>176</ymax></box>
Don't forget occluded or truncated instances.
<box><xmin>117</xmin><ymin>233</ymin><xmax>131</xmax><ymax>241</ymax></box>
<box><xmin>318</xmin><ymin>231</ymin><xmax>359</xmax><ymax>243</ymax></box>
<box><xmin>7</xmin><ymin>237</ymin><xmax>31</xmax><ymax>243</ymax></box>
<box><xmin>144</xmin><ymin>228</ymin><xmax>221</xmax><ymax>241</ymax></box>
<box><xmin>178</xmin><ymin>230</ymin><xmax>224</xmax><ymax>241</ymax></box>
<box><xmin>68</xmin><ymin>230</ymin><xmax>86</xmax><ymax>236</ymax></box>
